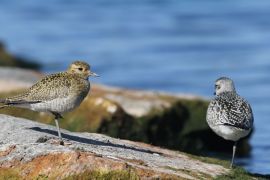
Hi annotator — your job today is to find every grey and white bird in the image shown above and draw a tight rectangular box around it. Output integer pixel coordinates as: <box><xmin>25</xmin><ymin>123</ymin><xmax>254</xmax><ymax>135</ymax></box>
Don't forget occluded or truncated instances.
<box><xmin>0</xmin><ymin>61</ymin><xmax>98</xmax><ymax>145</ymax></box>
<box><xmin>206</xmin><ymin>77</ymin><xmax>253</xmax><ymax>168</ymax></box>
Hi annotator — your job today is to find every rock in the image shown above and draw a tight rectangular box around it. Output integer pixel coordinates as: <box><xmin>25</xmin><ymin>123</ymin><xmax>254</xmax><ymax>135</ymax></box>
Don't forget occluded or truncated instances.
<box><xmin>0</xmin><ymin>42</ymin><xmax>41</xmax><ymax>70</ymax></box>
<box><xmin>91</xmin><ymin>84</ymin><xmax>202</xmax><ymax>117</ymax></box>
<box><xmin>0</xmin><ymin>114</ymin><xmax>230</xmax><ymax>179</ymax></box>
<box><xmin>91</xmin><ymin>85</ymin><xmax>252</xmax><ymax>157</ymax></box>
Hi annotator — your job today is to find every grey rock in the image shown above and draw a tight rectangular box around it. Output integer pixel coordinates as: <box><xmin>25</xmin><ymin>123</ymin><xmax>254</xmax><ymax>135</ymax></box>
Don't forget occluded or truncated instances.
<box><xmin>0</xmin><ymin>114</ymin><xmax>228</xmax><ymax>179</ymax></box>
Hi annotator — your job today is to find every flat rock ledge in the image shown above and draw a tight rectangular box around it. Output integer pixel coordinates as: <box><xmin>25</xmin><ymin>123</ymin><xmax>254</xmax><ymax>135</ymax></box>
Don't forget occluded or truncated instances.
<box><xmin>0</xmin><ymin>114</ymin><xmax>229</xmax><ymax>179</ymax></box>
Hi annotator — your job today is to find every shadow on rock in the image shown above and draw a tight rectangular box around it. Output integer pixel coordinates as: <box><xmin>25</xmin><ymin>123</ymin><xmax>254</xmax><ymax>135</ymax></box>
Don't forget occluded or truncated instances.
<box><xmin>29</xmin><ymin>127</ymin><xmax>162</xmax><ymax>155</ymax></box>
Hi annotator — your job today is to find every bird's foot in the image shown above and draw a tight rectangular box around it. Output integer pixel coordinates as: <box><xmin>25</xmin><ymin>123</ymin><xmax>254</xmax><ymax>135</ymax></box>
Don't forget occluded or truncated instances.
<box><xmin>50</xmin><ymin>139</ymin><xmax>72</xmax><ymax>146</ymax></box>
<box><xmin>49</xmin><ymin>138</ymin><xmax>66</xmax><ymax>146</ymax></box>
<box><xmin>60</xmin><ymin>140</ymin><xmax>64</xmax><ymax>146</ymax></box>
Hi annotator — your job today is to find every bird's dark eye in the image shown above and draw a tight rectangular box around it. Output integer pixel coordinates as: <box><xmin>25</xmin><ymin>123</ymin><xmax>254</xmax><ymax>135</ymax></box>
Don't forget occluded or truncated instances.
<box><xmin>78</xmin><ymin>68</ymin><xmax>83</xmax><ymax>71</ymax></box>
<box><xmin>215</xmin><ymin>85</ymin><xmax>220</xmax><ymax>89</ymax></box>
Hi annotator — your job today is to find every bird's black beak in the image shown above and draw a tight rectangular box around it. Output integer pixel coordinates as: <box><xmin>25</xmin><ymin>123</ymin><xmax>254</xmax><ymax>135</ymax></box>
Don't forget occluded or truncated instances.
<box><xmin>214</xmin><ymin>92</ymin><xmax>216</xmax><ymax>95</ymax></box>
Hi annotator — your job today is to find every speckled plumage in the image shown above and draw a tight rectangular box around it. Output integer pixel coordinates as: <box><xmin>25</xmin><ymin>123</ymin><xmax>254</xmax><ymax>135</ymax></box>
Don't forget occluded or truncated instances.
<box><xmin>0</xmin><ymin>60</ymin><xmax>98</xmax><ymax>144</ymax></box>
<box><xmin>3</xmin><ymin>72</ymin><xmax>90</xmax><ymax>113</ymax></box>
<box><xmin>1</xmin><ymin>61</ymin><xmax>94</xmax><ymax>112</ymax></box>
<box><xmin>206</xmin><ymin>77</ymin><xmax>253</xmax><ymax>168</ymax></box>
<box><xmin>207</xmin><ymin>92</ymin><xmax>253</xmax><ymax>132</ymax></box>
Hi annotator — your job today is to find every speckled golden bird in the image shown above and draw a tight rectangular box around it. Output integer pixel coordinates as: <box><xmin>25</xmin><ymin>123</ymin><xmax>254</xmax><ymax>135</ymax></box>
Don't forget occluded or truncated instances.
<box><xmin>0</xmin><ymin>61</ymin><xmax>98</xmax><ymax>145</ymax></box>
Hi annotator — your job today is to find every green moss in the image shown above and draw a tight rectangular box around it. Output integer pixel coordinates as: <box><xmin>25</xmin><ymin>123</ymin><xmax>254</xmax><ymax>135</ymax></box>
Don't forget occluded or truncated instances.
<box><xmin>179</xmin><ymin>99</ymin><xmax>209</xmax><ymax>134</ymax></box>
<box><xmin>178</xmin><ymin>152</ymin><xmax>270</xmax><ymax>180</ymax></box>
<box><xmin>63</xmin><ymin>169</ymin><xmax>139</xmax><ymax>180</ymax></box>
<box><xmin>97</xmin><ymin>108</ymin><xmax>148</xmax><ymax>142</ymax></box>
<box><xmin>183</xmin><ymin>152</ymin><xmax>230</xmax><ymax>167</ymax></box>
<box><xmin>0</xmin><ymin>168</ymin><xmax>22</xmax><ymax>180</ymax></box>
<box><xmin>163</xmin><ymin>165</ymin><xmax>212</xmax><ymax>179</ymax></box>
<box><xmin>0</xmin><ymin>168</ymin><xmax>139</xmax><ymax>180</ymax></box>
<box><xmin>142</xmin><ymin>101</ymin><xmax>189</xmax><ymax>147</ymax></box>
<box><xmin>216</xmin><ymin>167</ymin><xmax>270</xmax><ymax>180</ymax></box>
<box><xmin>35</xmin><ymin>174</ymin><xmax>49</xmax><ymax>180</ymax></box>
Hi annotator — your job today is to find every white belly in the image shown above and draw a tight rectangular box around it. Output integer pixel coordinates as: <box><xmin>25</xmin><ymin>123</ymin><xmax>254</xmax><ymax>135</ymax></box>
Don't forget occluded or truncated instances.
<box><xmin>210</xmin><ymin>125</ymin><xmax>250</xmax><ymax>142</ymax></box>
<box><xmin>26</xmin><ymin>96</ymin><xmax>84</xmax><ymax>113</ymax></box>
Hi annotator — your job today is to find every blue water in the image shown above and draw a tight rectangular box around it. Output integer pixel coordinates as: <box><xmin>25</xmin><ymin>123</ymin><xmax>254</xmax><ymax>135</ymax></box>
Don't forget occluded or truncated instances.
<box><xmin>0</xmin><ymin>0</ymin><xmax>270</xmax><ymax>174</ymax></box>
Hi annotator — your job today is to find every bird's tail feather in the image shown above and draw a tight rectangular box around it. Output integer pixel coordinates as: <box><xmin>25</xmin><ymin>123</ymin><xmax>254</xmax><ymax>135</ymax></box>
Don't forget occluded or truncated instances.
<box><xmin>6</xmin><ymin>100</ymin><xmax>41</xmax><ymax>105</ymax></box>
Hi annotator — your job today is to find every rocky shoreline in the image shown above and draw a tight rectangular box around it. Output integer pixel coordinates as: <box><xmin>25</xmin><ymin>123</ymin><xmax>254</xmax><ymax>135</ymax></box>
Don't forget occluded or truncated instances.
<box><xmin>0</xmin><ymin>114</ymin><xmax>230</xmax><ymax>179</ymax></box>
<box><xmin>0</xmin><ymin>67</ymin><xmax>252</xmax><ymax>157</ymax></box>
<box><xmin>0</xmin><ymin>47</ymin><xmax>266</xmax><ymax>179</ymax></box>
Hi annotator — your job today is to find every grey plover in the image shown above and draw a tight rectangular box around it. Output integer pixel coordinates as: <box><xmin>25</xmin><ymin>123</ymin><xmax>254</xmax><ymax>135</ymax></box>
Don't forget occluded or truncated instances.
<box><xmin>206</xmin><ymin>77</ymin><xmax>253</xmax><ymax>168</ymax></box>
<box><xmin>0</xmin><ymin>61</ymin><xmax>98</xmax><ymax>145</ymax></box>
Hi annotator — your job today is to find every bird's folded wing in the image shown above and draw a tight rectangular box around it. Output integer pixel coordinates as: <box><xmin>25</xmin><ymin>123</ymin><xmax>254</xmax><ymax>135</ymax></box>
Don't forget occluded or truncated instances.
<box><xmin>25</xmin><ymin>74</ymin><xmax>71</xmax><ymax>102</ymax></box>
<box><xmin>219</xmin><ymin>100</ymin><xmax>253</xmax><ymax>130</ymax></box>
<box><xmin>3</xmin><ymin>73</ymin><xmax>72</xmax><ymax>103</ymax></box>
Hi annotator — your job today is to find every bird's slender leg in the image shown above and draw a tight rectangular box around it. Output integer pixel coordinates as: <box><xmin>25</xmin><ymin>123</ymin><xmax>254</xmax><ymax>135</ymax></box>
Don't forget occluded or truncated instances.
<box><xmin>52</xmin><ymin>112</ymin><xmax>64</xmax><ymax>145</ymax></box>
<box><xmin>230</xmin><ymin>141</ymin><xmax>237</xmax><ymax>168</ymax></box>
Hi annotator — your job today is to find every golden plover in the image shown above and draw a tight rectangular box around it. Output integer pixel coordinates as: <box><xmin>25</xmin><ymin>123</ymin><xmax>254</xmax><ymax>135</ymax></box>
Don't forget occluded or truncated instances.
<box><xmin>206</xmin><ymin>77</ymin><xmax>253</xmax><ymax>168</ymax></box>
<box><xmin>0</xmin><ymin>61</ymin><xmax>98</xmax><ymax>145</ymax></box>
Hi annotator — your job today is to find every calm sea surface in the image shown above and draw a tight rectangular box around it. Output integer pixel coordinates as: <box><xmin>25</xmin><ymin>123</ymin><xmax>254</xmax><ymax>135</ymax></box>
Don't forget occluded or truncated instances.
<box><xmin>0</xmin><ymin>0</ymin><xmax>270</xmax><ymax>174</ymax></box>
